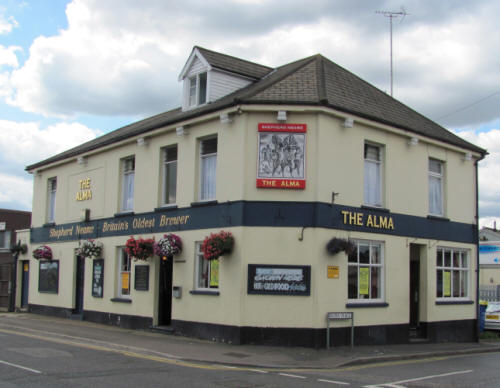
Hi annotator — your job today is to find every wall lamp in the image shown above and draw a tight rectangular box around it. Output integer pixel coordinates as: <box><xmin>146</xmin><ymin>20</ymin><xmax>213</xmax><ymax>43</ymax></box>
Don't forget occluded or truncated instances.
<box><xmin>220</xmin><ymin>113</ymin><xmax>232</xmax><ymax>124</ymax></box>
<box><xmin>277</xmin><ymin>110</ymin><xmax>287</xmax><ymax>122</ymax></box>
<box><xmin>408</xmin><ymin>137</ymin><xmax>419</xmax><ymax>147</ymax></box>
<box><xmin>342</xmin><ymin>117</ymin><xmax>354</xmax><ymax>128</ymax></box>
<box><xmin>176</xmin><ymin>126</ymin><xmax>189</xmax><ymax>137</ymax></box>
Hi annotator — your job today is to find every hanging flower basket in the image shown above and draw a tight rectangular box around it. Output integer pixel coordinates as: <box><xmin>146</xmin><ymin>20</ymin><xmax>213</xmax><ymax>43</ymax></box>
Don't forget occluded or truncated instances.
<box><xmin>326</xmin><ymin>238</ymin><xmax>355</xmax><ymax>256</ymax></box>
<box><xmin>154</xmin><ymin>233</ymin><xmax>182</xmax><ymax>261</ymax></box>
<box><xmin>33</xmin><ymin>245</ymin><xmax>53</xmax><ymax>260</ymax></box>
<box><xmin>125</xmin><ymin>236</ymin><xmax>155</xmax><ymax>261</ymax></box>
<box><xmin>201</xmin><ymin>230</ymin><xmax>234</xmax><ymax>261</ymax></box>
<box><xmin>77</xmin><ymin>239</ymin><xmax>103</xmax><ymax>259</ymax></box>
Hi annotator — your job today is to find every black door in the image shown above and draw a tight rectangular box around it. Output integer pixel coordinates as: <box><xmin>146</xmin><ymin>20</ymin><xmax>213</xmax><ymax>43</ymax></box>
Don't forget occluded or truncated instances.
<box><xmin>409</xmin><ymin>260</ymin><xmax>419</xmax><ymax>329</ymax></box>
<box><xmin>21</xmin><ymin>261</ymin><xmax>29</xmax><ymax>308</ymax></box>
<box><xmin>74</xmin><ymin>256</ymin><xmax>85</xmax><ymax>315</ymax></box>
<box><xmin>158</xmin><ymin>257</ymin><xmax>173</xmax><ymax>326</ymax></box>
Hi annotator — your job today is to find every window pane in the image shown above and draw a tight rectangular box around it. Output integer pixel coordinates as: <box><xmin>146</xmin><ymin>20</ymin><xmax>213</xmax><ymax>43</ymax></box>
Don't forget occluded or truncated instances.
<box><xmin>429</xmin><ymin>175</ymin><xmax>442</xmax><ymax>215</ymax></box>
<box><xmin>460</xmin><ymin>270</ymin><xmax>468</xmax><ymax>297</ymax></box>
<box><xmin>436</xmin><ymin>270</ymin><xmax>443</xmax><ymax>297</ymax></box>
<box><xmin>198</xmin><ymin>72</ymin><xmax>207</xmax><ymax>104</ymax></box>
<box><xmin>200</xmin><ymin>154</ymin><xmax>216</xmax><ymax>200</ymax></box>
<box><xmin>453</xmin><ymin>251</ymin><xmax>460</xmax><ymax>267</ymax></box>
<box><xmin>348</xmin><ymin>247</ymin><xmax>357</xmax><ymax>263</ymax></box>
<box><xmin>371</xmin><ymin>267</ymin><xmax>380</xmax><ymax>298</ymax></box>
<box><xmin>429</xmin><ymin>159</ymin><xmax>442</xmax><ymax>174</ymax></box>
<box><xmin>461</xmin><ymin>254</ymin><xmax>468</xmax><ymax>268</ymax></box>
<box><xmin>364</xmin><ymin>160</ymin><xmax>381</xmax><ymax>205</ymax></box>
<box><xmin>359</xmin><ymin>244</ymin><xmax>370</xmax><ymax>264</ymax></box>
<box><xmin>189</xmin><ymin>77</ymin><xmax>196</xmax><ymax>106</ymax></box>
<box><xmin>197</xmin><ymin>257</ymin><xmax>210</xmax><ymax>288</ymax></box>
<box><xmin>201</xmin><ymin>137</ymin><xmax>217</xmax><ymax>155</ymax></box>
<box><xmin>371</xmin><ymin>244</ymin><xmax>381</xmax><ymax>264</ymax></box>
<box><xmin>348</xmin><ymin>266</ymin><xmax>358</xmax><ymax>299</ymax></box>
<box><xmin>444</xmin><ymin>250</ymin><xmax>451</xmax><ymax>267</ymax></box>
<box><xmin>165</xmin><ymin>147</ymin><xmax>177</xmax><ymax>162</ymax></box>
<box><xmin>452</xmin><ymin>270</ymin><xmax>460</xmax><ymax>297</ymax></box>
<box><xmin>122</xmin><ymin>171</ymin><xmax>134</xmax><ymax>211</ymax></box>
<box><xmin>437</xmin><ymin>249</ymin><xmax>443</xmax><ymax>267</ymax></box>
<box><xmin>364</xmin><ymin>144</ymin><xmax>380</xmax><ymax>161</ymax></box>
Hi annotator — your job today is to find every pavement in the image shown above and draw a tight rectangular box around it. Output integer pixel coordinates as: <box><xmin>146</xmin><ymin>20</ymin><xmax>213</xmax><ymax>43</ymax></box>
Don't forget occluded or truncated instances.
<box><xmin>1</xmin><ymin>312</ymin><xmax>500</xmax><ymax>370</ymax></box>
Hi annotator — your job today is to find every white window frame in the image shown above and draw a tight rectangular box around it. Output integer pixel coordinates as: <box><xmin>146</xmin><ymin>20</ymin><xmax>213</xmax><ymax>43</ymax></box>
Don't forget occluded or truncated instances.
<box><xmin>117</xmin><ymin>247</ymin><xmax>131</xmax><ymax>299</ymax></box>
<box><xmin>428</xmin><ymin>159</ymin><xmax>444</xmax><ymax>216</ymax></box>
<box><xmin>188</xmin><ymin>72</ymin><xmax>208</xmax><ymax>108</ymax></box>
<box><xmin>0</xmin><ymin>230</ymin><xmax>11</xmax><ymax>250</ymax></box>
<box><xmin>348</xmin><ymin>240</ymin><xmax>385</xmax><ymax>303</ymax></box>
<box><xmin>121</xmin><ymin>157</ymin><xmax>135</xmax><ymax>212</ymax></box>
<box><xmin>199</xmin><ymin>136</ymin><xmax>217</xmax><ymax>201</ymax></box>
<box><xmin>436</xmin><ymin>247</ymin><xmax>469</xmax><ymax>300</ymax></box>
<box><xmin>194</xmin><ymin>242</ymin><xmax>219</xmax><ymax>291</ymax></box>
<box><xmin>47</xmin><ymin>177</ymin><xmax>57</xmax><ymax>223</ymax></box>
<box><xmin>364</xmin><ymin>143</ymin><xmax>383</xmax><ymax>207</ymax></box>
<box><xmin>161</xmin><ymin>145</ymin><xmax>178</xmax><ymax>206</ymax></box>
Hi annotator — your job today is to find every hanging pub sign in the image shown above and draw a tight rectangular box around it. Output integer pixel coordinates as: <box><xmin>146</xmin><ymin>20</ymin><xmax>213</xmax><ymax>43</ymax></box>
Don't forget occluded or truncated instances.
<box><xmin>256</xmin><ymin>123</ymin><xmax>306</xmax><ymax>189</ymax></box>
<box><xmin>247</xmin><ymin>264</ymin><xmax>311</xmax><ymax>295</ymax></box>
<box><xmin>92</xmin><ymin>259</ymin><xmax>104</xmax><ymax>298</ymax></box>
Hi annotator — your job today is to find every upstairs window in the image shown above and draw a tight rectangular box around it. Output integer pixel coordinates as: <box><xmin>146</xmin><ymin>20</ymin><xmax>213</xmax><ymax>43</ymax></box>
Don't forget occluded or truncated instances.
<box><xmin>121</xmin><ymin>157</ymin><xmax>135</xmax><ymax>212</ymax></box>
<box><xmin>188</xmin><ymin>72</ymin><xmax>207</xmax><ymax>107</ymax></box>
<box><xmin>47</xmin><ymin>177</ymin><xmax>57</xmax><ymax>223</ymax></box>
<box><xmin>162</xmin><ymin>145</ymin><xmax>177</xmax><ymax>205</ymax></box>
<box><xmin>429</xmin><ymin>159</ymin><xmax>444</xmax><ymax>216</ymax></box>
<box><xmin>199</xmin><ymin>137</ymin><xmax>217</xmax><ymax>201</ymax></box>
<box><xmin>364</xmin><ymin>144</ymin><xmax>382</xmax><ymax>207</ymax></box>
<box><xmin>0</xmin><ymin>230</ymin><xmax>11</xmax><ymax>250</ymax></box>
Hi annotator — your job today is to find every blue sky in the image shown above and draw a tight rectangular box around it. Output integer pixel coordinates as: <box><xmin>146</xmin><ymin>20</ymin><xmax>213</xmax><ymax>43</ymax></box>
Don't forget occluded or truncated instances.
<box><xmin>1</xmin><ymin>0</ymin><xmax>499</xmax><ymax>227</ymax></box>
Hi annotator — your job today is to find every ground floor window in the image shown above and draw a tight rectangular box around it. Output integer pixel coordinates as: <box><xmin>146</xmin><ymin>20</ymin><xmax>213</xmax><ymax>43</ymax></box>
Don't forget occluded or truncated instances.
<box><xmin>39</xmin><ymin>260</ymin><xmax>59</xmax><ymax>293</ymax></box>
<box><xmin>118</xmin><ymin>248</ymin><xmax>131</xmax><ymax>298</ymax></box>
<box><xmin>348</xmin><ymin>240</ymin><xmax>384</xmax><ymax>301</ymax></box>
<box><xmin>436</xmin><ymin>247</ymin><xmax>469</xmax><ymax>299</ymax></box>
<box><xmin>195</xmin><ymin>242</ymin><xmax>219</xmax><ymax>290</ymax></box>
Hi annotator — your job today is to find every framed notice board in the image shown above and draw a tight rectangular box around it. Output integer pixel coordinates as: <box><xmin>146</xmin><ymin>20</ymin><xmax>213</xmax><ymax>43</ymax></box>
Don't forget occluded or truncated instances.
<box><xmin>92</xmin><ymin>259</ymin><xmax>104</xmax><ymax>298</ymax></box>
<box><xmin>134</xmin><ymin>265</ymin><xmax>149</xmax><ymax>291</ymax></box>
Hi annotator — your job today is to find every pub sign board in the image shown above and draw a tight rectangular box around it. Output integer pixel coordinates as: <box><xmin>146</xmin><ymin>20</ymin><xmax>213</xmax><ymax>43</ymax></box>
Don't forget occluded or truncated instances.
<box><xmin>247</xmin><ymin>264</ymin><xmax>311</xmax><ymax>296</ymax></box>
<box><xmin>92</xmin><ymin>259</ymin><xmax>104</xmax><ymax>298</ymax></box>
<box><xmin>256</xmin><ymin>123</ymin><xmax>306</xmax><ymax>189</ymax></box>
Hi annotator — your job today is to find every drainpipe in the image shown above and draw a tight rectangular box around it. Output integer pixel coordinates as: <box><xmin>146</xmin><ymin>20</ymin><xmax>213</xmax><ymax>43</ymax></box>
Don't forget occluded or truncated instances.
<box><xmin>475</xmin><ymin>153</ymin><xmax>486</xmax><ymax>342</ymax></box>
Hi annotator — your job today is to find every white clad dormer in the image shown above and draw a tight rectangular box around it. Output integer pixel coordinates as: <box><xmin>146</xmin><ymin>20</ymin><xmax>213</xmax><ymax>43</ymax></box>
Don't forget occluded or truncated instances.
<box><xmin>179</xmin><ymin>47</ymin><xmax>271</xmax><ymax>112</ymax></box>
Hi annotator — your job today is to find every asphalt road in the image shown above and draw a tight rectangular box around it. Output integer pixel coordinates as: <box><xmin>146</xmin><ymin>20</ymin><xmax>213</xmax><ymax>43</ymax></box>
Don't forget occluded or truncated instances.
<box><xmin>0</xmin><ymin>327</ymin><xmax>499</xmax><ymax>388</ymax></box>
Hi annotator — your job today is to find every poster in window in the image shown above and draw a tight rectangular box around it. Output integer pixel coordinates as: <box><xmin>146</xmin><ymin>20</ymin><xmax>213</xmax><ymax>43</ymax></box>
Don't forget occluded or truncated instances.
<box><xmin>256</xmin><ymin>123</ymin><xmax>306</xmax><ymax>189</ymax></box>
<box><xmin>247</xmin><ymin>264</ymin><xmax>310</xmax><ymax>295</ymax></box>
<box><xmin>121</xmin><ymin>273</ymin><xmax>130</xmax><ymax>292</ymax></box>
<box><xmin>443</xmin><ymin>271</ymin><xmax>451</xmax><ymax>296</ymax></box>
<box><xmin>92</xmin><ymin>259</ymin><xmax>104</xmax><ymax>298</ymax></box>
<box><xmin>359</xmin><ymin>267</ymin><xmax>369</xmax><ymax>295</ymax></box>
<box><xmin>210</xmin><ymin>260</ymin><xmax>219</xmax><ymax>287</ymax></box>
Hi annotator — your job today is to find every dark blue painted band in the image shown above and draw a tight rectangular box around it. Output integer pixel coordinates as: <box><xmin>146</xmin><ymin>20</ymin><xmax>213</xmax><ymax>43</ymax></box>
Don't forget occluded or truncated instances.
<box><xmin>30</xmin><ymin>201</ymin><xmax>477</xmax><ymax>244</ymax></box>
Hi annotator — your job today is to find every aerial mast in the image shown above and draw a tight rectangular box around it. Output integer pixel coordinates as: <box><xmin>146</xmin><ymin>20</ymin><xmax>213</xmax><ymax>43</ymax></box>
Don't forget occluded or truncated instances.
<box><xmin>375</xmin><ymin>8</ymin><xmax>409</xmax><ymax>96</ymax></box>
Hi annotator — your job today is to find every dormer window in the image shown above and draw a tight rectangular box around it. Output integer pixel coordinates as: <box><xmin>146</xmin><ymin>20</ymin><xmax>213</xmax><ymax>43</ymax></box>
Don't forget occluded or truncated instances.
<box><xmin>189</xmin><ymin>72</ymin><xmax>207</xmax><ymax>107</ymax></box>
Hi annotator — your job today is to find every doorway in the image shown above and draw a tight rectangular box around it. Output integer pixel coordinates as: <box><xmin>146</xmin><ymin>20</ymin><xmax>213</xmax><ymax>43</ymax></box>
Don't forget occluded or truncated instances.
<box><xmin>21</xmin><ymin>261</ymin><xmax>29</xmax><ymax>308</ymax></box>
<box><xmin>0</xmin><ymin>264</ymin><xmax>11</xmax><ymax>311</ymax></box>
<box><xmin>158</xmin><ymin>257</ymin><xmax>173</xmax><ymax>326</ymax></box>
<box><xmin>409</xmin><ymin>244</ymin><xmax>421</xmax><ymax>338</ymax></box>
<box><xmin>74</xmin><ymin>255</ymin><xmax>85</xmax><ymax>316</ymax></box>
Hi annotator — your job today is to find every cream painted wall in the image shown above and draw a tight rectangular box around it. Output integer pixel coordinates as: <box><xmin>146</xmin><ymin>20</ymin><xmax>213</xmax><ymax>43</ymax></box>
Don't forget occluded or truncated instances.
<box><xmin>479</xmin><ymin>267</ymin><xmax>500</xmax><ymax>286</ymax></box>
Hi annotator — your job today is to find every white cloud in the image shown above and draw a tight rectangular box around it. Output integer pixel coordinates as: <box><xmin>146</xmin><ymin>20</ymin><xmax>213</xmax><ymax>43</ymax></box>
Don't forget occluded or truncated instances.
<box><xmin>0</xmin><ymin>173</ymin><xmax>32</xmax><ymax>210</ymax></box>
<box><xmin>0</xmin><ymin>120</ymin><xmax>102</xmax><ymax>167</ymax></box>
<box><xmin>0</xmin><ymin>9</ymin><xmax>18</xmax><ymax>35</ymax></box>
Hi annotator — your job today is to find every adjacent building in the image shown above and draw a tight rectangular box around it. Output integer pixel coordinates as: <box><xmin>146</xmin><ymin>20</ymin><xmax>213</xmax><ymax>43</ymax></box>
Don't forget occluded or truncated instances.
<box><xmin>21</xmin><ymin>47</ymin><xmax>486</xmax><ymax>347</ymax></box>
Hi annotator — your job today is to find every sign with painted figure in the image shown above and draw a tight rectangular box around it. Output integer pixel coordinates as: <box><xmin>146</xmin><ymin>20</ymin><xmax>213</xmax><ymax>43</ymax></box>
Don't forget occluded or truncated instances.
<box><xmin>256</xmin><ymin>123</ymin><xmax>306</xmax><ymax>189</ymax></box>
<box><xmin>480</xmin><ymin>243</ymin><xmax>500</xmax><ymax>265</ymax></box>
<box><xmin>247</xmin><ymin>264</ymin><xmax>311</xmax><ymax>295</ymax></box>
<box><xmin>92</xmin><ymin>259</ymin><xmax>104</xmax><ymax>298</ymax></box>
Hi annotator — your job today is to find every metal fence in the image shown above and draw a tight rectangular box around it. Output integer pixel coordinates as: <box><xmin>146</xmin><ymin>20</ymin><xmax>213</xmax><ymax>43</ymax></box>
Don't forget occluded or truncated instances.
<box><xmin>479</xmin><ymin>285</ymin><xmax>500</xmax><ymax>302</ymax></box>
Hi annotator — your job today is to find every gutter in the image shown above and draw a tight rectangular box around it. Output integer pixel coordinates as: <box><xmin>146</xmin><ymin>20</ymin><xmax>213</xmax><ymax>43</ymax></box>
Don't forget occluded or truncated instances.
<box><xmin>475</xmin><ymin>152</ymin><xmax>487</xmax><ymax>341</ymax></box>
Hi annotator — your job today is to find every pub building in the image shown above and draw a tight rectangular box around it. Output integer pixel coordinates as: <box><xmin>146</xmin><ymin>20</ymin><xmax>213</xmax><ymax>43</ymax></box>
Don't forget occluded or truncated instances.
<box><xmin>20</xmin><ymin>46</ymin><xmax>486</xmax><ymax>347</ymax></box>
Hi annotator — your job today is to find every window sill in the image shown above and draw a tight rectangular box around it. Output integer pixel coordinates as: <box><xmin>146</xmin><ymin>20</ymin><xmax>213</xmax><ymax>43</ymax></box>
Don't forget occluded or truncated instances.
<box><xmin>38</xmin><ymin>291</ymin><xmax>58</xmax><ymax>294</ymax></box>
<box><xmin>189</xmin><ymin>289</ymin><xmax>220</xmax><ymax>296</ymax></box>
<box><xmin>435</xmin><ymin>300</ymin><xmax>473</xmax><ymax>305</ymax></box>
<box><xmin>190</xmin><ymin>200</ymin><xmax>218</xmax><ymax>207</ymax></box>
<box><xmin>346</xmin><ymin>302</ymin><xmax>389</xmax><ymax>308</ymax></box>
<box><xmin>154</xmin><ymin>205</ymin><xmax>178</xmax><ymax>212</ymax></box>
<box><xmin>110</xmin><ymin>297</ymin><xmax>132</xmax><ymax>303</ymax></box>
<box><xmin>114</xmin><ymin>211</ymin><xmax>134</xmax><ymax>218</ymax></box>
<box><xmin>427</xmin><ymin>215</ymin><xmax>450</xmax><ymax>222</ymax></box>
<box><xmin>361</xmin><ymin>205</ymin><xmax>390</xmax><ymax>213</ymax></box>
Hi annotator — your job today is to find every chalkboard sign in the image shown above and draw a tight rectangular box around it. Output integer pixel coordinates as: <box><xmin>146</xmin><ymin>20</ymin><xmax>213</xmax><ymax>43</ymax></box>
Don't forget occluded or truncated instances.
<box><xmin>247</xmin><ymin>264</ymin><xmax>311</xmax><ymax>296</ymax></box>
<box><xmin>92</xmin><ymin>259</ymin><xmax>104</xmax><ymax>298</ymax></box>
<box><xmin>134</xmin><ymin>265</ymin><xmax>149</xmax><ymax>291</ymax></box>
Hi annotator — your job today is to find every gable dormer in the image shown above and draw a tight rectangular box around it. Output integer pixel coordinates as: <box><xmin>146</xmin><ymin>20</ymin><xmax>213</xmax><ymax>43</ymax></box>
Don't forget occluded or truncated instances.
<box><xmin>179</xmin><ymin>46</ymin><xmax>272</xmax><ymax>112</ymax></box>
